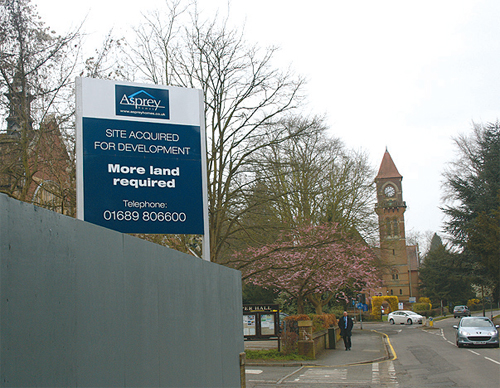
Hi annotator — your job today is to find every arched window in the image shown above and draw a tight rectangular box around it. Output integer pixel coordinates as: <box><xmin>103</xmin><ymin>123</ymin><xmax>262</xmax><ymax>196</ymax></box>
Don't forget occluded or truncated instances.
<box><xmin>386</xmin><ymin>219</ymin><xmax>392</xmax><ymax>236</ymax></box>
<box><xmin>393</xmin><ymin>218</ymin><xmax>399</xmax><ymax>236</ymax></box>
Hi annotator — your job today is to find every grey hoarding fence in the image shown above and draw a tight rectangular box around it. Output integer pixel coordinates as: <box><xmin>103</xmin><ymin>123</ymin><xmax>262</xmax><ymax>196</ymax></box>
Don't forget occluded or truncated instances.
<box><xmin>0</xmin><ymin>194</ymin><xmax>243</xmax><ymax>387</ymax></box>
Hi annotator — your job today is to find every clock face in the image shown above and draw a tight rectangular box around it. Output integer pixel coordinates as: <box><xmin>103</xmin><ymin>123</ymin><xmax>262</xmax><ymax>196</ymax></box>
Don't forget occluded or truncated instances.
<box><xmin>384</xmin><ymin>185</ymin><xmax>395</xmax><ymax>197</ymax></box>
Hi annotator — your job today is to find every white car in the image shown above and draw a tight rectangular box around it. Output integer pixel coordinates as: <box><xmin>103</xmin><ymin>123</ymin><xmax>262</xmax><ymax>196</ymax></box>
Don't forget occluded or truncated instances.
<box><xmin>388</xmin><ymin>310</ymin><xmax>423</xmax><ymax>325</ymax></box>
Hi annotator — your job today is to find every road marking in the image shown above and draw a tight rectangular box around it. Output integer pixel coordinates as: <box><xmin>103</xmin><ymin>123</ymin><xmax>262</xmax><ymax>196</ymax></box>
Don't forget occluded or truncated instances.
<box><xmin>372</xmin><ymin>329</ymin><xmax>398</xmax><ymax>361</ymax></box>
<box><xmin>293</xmin><ymin>368</ymin><xmax>348</xmax><ymax>382</ymax></box>
<box><xmin>245</xmin><ymin>369</ymin><xmax>262</xmax><ymax>374</ymax></box>
<box><xmin>467</xmin><ymin>350</ymin><xmax>480</xmax><ymax>355</ymax></box>
<box><xmin>424</xmin><ymin>327</ymin><xmax>453</xmax><ymax>344</ymax></box>
<box><xmin>440</xmin><ymin>328</ymin><xmax>448</xmax><ymax>341</ymax></box>
<box><xmin>372</xmin><ymin>362</ymin><xmax>380</xmax><ymax>384</ymax></box>
<box><xmin>277</xmin><ymin>366</ymin><xmax>303</xmax><ymax>385</ymax></box>
<box><xmin>388</xmin><ymin>361</ymin><xmax>399</xmax><ymax>386</ymax></box>
<box><xmin>485</xmin><ymin>357</ymin><xmax>500</xmax><ymax>365</ymax></box>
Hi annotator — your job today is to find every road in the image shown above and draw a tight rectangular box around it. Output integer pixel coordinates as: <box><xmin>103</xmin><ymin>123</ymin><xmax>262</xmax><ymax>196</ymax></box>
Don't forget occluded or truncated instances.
<box><xmin>245</xmin><ymin>314</ymin><xmax>500</xmax><ymax>387</ymax></box>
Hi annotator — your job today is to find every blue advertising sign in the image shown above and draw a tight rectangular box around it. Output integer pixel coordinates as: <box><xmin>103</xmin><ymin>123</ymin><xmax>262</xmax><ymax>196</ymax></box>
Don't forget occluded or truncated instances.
<box><xmin>76</xmin><ymin>78</ymin><xmax>207</xmax><ymax>237</ymax></box>
<box><xmin>82</xmin><ymin>118</ymin><xmax>203</xmax><ymax>234</ymax></box>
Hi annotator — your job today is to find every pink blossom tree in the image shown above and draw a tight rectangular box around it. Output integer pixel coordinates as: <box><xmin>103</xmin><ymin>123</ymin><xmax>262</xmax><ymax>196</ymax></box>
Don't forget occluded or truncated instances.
<box><xmin>234</xmin><ymin>223</ymin><xmax>380</xmax><ymax>314</ymax></box>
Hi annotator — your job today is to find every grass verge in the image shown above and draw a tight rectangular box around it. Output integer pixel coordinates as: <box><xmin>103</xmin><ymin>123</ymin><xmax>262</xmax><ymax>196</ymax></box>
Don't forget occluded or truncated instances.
<box><xmin>245</xmin><ymin>349</ymin><xmax>313</xmax><ymax>361</ymax></box>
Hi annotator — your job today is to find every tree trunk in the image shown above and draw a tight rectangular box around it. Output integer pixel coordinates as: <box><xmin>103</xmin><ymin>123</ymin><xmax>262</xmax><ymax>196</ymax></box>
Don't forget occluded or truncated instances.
<box><xmin>307</xmin><ymin>294</ymin><xmax>323</xmax><ymax>314</ymax></box>
<box><xmin>307</xmin><ymin>293</ymin><xmax>335</xmax><ymax>315</ymax></box>
<box><xmin>297</xmin><ymin>295</ymin><xmax>305</xmax><ymax>314</ymax></box>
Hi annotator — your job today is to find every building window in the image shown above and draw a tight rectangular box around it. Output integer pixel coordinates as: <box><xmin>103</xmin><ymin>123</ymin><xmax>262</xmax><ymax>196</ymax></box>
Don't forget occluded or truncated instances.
<box><xmin>390</xmin><ymin>289</ymin><xmax>394</xmax><ymax>296</ymax></box>
<box><xmin>399</xmin><ymin>289</ymin><xmax>403</xmax><ymax>295</ymax></box>
<box><xmin>393</xmin><ymin>218</ymin><xmax>399</xmax><ymax>236</ymax></box>
<box><xmin>386</xmin><ymin>219</ymin><xmax>392</xmax><ymax>236</ymax></box>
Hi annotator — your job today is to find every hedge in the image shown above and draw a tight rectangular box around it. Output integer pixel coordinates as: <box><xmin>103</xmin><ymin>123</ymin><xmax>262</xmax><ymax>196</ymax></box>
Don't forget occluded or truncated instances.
<box><xmin>282</xmin><ymin>313</ymin><xmax>337</xmax><ymax>333</ymax></box>
<box><xmin>371</xmin><ymin>296</ymin><xmax>399</xmax><ymax>317</ymax></box>
<box><xmin>418</xmin><ymin>297</ymin><xmax>432</xmax><ymax>309</ymax></box>
<box><xmin>413</xmin><ymin>303</ymin><xmax>431</xmax><ymax>312</ymax></box>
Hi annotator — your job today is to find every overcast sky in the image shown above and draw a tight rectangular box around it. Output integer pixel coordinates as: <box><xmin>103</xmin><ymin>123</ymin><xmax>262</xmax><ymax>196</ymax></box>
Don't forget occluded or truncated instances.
<box><xmin>35</xmin><ymin>0</ymin><xmax>500</xmax><ymax>242</ymax></box>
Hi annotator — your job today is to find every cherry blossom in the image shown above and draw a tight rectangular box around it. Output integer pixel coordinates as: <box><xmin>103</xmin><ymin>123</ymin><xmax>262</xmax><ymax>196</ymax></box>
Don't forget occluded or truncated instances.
<box><xmin>234</xmin><ymin>223</ymin><xmax>380</xmax><ymax>313</ymax></box>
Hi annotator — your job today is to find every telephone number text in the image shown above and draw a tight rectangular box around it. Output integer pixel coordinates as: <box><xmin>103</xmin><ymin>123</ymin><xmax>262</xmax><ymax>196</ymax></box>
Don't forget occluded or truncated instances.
<box><xmin>103</xmin><ymin>210</ymin><xmax>187</xmax><ymax>222</ymax></box>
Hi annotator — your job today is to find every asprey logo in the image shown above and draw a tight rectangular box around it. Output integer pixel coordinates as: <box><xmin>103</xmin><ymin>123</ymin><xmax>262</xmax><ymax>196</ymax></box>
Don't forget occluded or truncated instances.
<box><xmin>115</xmin><ymin>85</ymin><xmax>170</xmax><ymax>119</ymax></box>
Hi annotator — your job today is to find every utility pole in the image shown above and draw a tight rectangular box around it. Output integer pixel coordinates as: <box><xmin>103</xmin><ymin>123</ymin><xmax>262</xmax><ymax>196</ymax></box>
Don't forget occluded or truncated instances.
<box><xmin>358</xmin><ymin>294</ymin><xmax>364</xmax><ymax>330</ymax></box>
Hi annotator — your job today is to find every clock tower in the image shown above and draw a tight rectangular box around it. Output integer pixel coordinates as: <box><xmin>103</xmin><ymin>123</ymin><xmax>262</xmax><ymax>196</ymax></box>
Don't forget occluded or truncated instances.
<box><xmin>375</xmin><ymin>149</ymin><xmax>412</xmax><ymax>302</ymax></box>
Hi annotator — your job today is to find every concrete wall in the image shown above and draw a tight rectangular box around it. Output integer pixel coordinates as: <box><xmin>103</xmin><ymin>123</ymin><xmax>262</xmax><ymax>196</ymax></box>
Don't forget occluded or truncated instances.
<box><xmin>312</xmin><ymin>330</ymin><xmax>327</xmax><ymax>356</ymax></box>
<box><xmin>0</xmin><ymin>194</ymin><xmax>243</xmax><ymax>387</ymax></box>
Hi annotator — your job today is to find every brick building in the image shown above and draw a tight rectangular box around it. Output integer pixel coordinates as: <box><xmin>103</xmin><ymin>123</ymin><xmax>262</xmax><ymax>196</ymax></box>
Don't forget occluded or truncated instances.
<box><xmin>0</xmin><ymin>75</ymin><xmax>73</xmax><ymax>215</ymax></box>
<box><xmin>372</xmin><ymin>149</ymin><xmax>420</xmax><ymax>304</ymax></box>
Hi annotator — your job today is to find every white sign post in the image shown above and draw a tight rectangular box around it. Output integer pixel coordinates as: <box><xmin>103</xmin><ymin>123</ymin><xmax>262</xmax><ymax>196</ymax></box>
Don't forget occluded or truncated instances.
<box><xmin>76</xmin><ymin>77</ymin><xmax>210</xmax><ymax>261</ymax></box>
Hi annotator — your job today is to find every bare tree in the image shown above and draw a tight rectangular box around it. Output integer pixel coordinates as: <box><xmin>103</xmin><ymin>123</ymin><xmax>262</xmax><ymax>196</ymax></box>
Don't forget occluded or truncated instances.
<box><xmin>124</xmin><ymin>1</ymin><xmax>305</xmax><ymax>262</ymax></box>
<box><xmin>322</xmin><ymin>147</ymin><xmax>378</xmax><ymax>242</ymax></box>
<box><xmin>259</xmin><ymin>116</ymin><xmax>335</xmax><ymax>226</ymax></box>
<box><xmin>213</xmin><ymin>115</ymin><xmax>332</xmax><ymax>257</ymax></box>
<box><xmin>0</xmin><ymin>0</ymin><xmax>80</xmax><ymax>214</ymax></box>
<box><xmin>80</xmin><ymin>31</ymin><xmax>127</xmax><ymax>80</ymax></box>
<box><xmin>242</xmin><ymin>115</ymin><xmax>377</xmax><ymax>241</ymax></box>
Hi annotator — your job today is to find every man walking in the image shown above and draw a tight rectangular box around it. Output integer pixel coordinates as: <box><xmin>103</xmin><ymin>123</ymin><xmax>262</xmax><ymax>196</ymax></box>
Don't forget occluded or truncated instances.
<box><xmin>338</xmin><ymin>311</ymin><xmax>353</xmax><ymax>350</ymax></box>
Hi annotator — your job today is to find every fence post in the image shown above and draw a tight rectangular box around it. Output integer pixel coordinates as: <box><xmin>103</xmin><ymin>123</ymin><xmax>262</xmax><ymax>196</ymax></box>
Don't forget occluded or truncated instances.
<box><xmin>239</xmin><ymin>352</ymin><xmax>246</xmax><ymax>388</ymax></box>
<box><xmin>298</xmin><ymin>320</ymin><xmax>315</xmax><ymax>358</ymax></box>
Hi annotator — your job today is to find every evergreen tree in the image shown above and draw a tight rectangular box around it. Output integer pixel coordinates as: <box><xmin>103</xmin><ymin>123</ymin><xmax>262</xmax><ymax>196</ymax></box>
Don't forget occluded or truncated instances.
<box><xmin>442</xmin><ymin>123</ymin><xmax>500</xmax><ymax>302</ymax></box>
<box><xmin>419</xmin><ymin>233</ymin><xmax>474</xmax><ymax>307</ymax></box>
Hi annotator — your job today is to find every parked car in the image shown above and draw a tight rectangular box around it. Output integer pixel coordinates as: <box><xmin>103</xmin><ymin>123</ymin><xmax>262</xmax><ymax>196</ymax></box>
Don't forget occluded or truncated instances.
<box><xmin>387</xmin><ymin>310</ymin><xmax>423</xmax><ymax>325</ymax></box>
<box><xmin>454</xmin><ymin>316</ymin><xmax>499</xmax><ymax>348</ymax></box>
<box><xmin>453</xmin><ymin>305</ymin><xmax>471</xmax><ymax>318</ymax></box>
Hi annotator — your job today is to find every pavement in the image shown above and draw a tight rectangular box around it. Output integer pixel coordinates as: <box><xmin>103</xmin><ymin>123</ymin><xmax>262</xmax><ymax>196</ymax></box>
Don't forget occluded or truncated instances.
<box><xmin>245</xmin><ymin>323</ymin><xmax>391</xmax><ymax>367</ymax></box>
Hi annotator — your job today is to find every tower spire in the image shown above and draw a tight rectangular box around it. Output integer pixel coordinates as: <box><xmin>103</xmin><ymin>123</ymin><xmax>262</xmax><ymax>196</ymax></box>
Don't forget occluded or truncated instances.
<box><xmin>376</xmin><ymin>149</ymin><xmax>402</xmax><ymax>179</ymax></box>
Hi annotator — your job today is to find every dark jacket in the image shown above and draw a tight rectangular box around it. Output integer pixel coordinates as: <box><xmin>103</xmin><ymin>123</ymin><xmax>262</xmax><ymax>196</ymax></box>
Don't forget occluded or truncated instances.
<box><xmin>338</xmin><ymin>315</ymin><xmax>353</xmax><ymax>336</ymax></box>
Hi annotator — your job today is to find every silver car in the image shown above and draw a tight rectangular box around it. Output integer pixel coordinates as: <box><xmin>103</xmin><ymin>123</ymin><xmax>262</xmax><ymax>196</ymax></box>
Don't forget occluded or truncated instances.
<box><xmin>453</xmin><ymin>305</ymin><xmax>471</xmax><ymax>318</ymax></box>
<box><xmin>454</xmin><ymin>317</ymin><xmax>499</xmax><ymax>348</ymax></box>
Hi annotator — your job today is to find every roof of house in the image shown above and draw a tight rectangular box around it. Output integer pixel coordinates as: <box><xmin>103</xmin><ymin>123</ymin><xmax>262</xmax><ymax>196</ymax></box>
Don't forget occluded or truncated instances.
<box><xmin>406</xmin><ymin>245</ymin><xmax>419</xmax><ymax>270</ymax></box>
